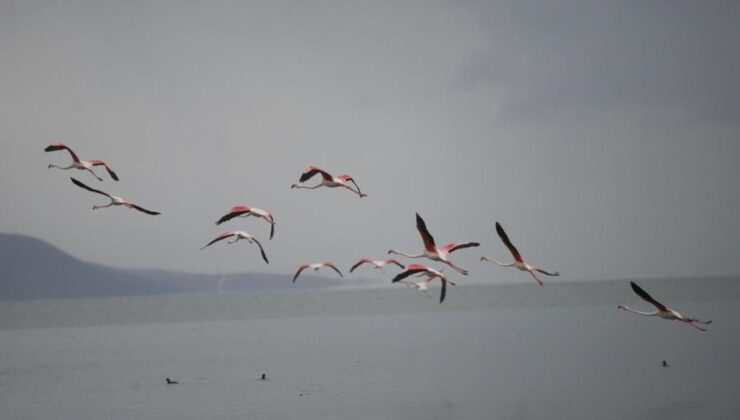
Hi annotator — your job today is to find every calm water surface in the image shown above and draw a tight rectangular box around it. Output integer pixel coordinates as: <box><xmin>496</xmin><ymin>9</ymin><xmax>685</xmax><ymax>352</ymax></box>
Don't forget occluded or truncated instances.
<box><xmin>1</xmin><ymin>280</ymin><xmax>739</xmax><ymax>420</ymax></box>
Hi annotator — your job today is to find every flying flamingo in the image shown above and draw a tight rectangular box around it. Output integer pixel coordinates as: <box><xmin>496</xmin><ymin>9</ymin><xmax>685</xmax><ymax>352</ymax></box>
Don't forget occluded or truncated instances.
<box><xmin>200</xmin><ymin>231</ymin><xmax>269</xmax><ymax>264</ymax></box>
<box><xmin>618</xmin><ymin>281</ymin><xmax>712</xmax><ymax>331</ymax></box>
<box><xmin>293</xmin><ymin>262</ymin><xmax>343</xmax><ymax>283</ymax></box>
<box><xmin>388</xmin><ymin>213</ymin><xmax>479</xmax><ymax>275</ymax></box>
<box><xmin>215</xmin><ymin>205</ymin><xmax>276</xmax><ymax>240</ymax></box>
<box><xmin>290</xmin><ymin>166</ymin><xmax>367</xmax><ymax>198</ymax></box>
<box><xmin>70</xmin><ymin>177</ymin><xmax>160</xmax><ymax>215</ymax></box>
<box><xmin>480</xmin><ymin>222</ymin><xmax>559</xmax><ymax>286</ymax></box>
<box><xmin>349</xmin><ymin>258</ymin><xmax>405</xmax><ymax>273</ymax></box>
<box><xmin>391</xmin><ymin>263</ymin><xmax>454</xmax><ymax>303</ymax></box>
<box><xmin>45</xmin><ymin>143</ymin><xmax>118</xmax><ymax>181</ymax></box>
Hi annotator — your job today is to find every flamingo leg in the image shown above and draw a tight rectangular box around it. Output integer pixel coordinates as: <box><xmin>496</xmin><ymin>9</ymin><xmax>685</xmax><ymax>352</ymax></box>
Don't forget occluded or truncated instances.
<box><xmin>444</xmin><ymin>260</ymin><xmax>468</xmax><ymax>276</ymax></box>
<box><xmin>528</xmin><ymin>270</ymin><xmax>544</xmax><ymax>287</ymax></box>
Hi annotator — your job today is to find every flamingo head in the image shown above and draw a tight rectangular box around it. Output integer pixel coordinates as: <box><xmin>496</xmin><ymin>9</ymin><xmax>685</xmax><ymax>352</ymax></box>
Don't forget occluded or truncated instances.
<box><xmin>290</xmin><ymin>184</ymin><xmax>299</xmax><ymax>189</ymax></box>
<box><xmin>617</xmin><ymin>304</ymin><xmax>626</xmax><ymax>310</ymax></box>
<box><xmin>387</xmin><ymin>249</ymin><xmax>398</xmax><ymax>255</ymax></box>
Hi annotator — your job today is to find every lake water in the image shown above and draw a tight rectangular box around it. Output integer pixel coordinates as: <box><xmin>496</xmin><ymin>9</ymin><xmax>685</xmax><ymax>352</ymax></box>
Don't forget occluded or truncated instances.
<box><xmin>1</xmin><ymin>279</ymin><xmax>739</xmax><ymax>419</ymax></box>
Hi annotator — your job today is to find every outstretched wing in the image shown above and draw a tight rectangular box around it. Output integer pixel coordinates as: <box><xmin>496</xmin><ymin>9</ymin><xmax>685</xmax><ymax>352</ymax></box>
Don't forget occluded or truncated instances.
<box><xmin>415</xmin><ymin>213</ymin><xmax>437</xmax><ymax>251</ymax></box>
<box><xmin>350</xmin><ymin>258</ymin><xmax>371</xmax><ymax>273</ymax></box>
<box><xmin>125</xmin><ymin>203</ymin><xmax>161</xmax><ymax>215</ymax></box>
<box><xmin>495</xmin><ymin>222</ymin><xmax>522</xmax><ymax>263</ymax></box>
<box><xmin>383</xmin><ymin>259</ymin><xmax>405</xmax><ymax>269</ymax></box>
<box><xmin>201</xmin><ymin>232</ymin><xmax>235</xmax><ymax>249</ymax></box>
<box><xmin>345</xmin><ymin>176</ymin><xmax>364</xmax><ymax>196</ymax></box>
<box><xmin>45</xmin><ymin>143</ymin><xmax>80</xmax><ymax>162</ymax></box>
<box><xmin>299</xmin><ymin>166</ymin><xmax>332</xmax><ymax>183</ymax></box>
<box><xmin>216</xmin><ymin>206</ymin><xmax>250</xmax><ymax>225</ymax></box>
<box><xmin>324</xmin><ymin>262</ymin><xmax>343</xmax><ymax>278</ymax></box>
<box><xmin>293</xmin><ymin>264</ymin><xmax>309</xmax><ymax>283</ymax></box>
<box><xmin>630</xmin><ymin>282</ymin><xmax>668</xmax><ymax>311</ymax></box>
<box><xmin>439</xmin><ymin>278</ymin><xmax>447</xmax><ymax>304</ymax></box>
<box><xmin>70</xmin><ymin>177</ymin><xmax>112</xmax><ymax>198</ymax></box>
<box><xmin>88</xmin><ymin>160</ymin><xmax>119</xmax><ymax>181</ymax></box>
<box><xmin>442</xmin><ymin>242</ymin><xmax>480</xmax><ymax>254</ymax></box>
<box><xmin>392</xmin><ymin>267</ymin><xmax>428</xmax><ymax>283</ymax></box>
<box><xmin>251</xmin><ymin>237</ymin><xmax>269</xmax><ymax>264</ymax></box>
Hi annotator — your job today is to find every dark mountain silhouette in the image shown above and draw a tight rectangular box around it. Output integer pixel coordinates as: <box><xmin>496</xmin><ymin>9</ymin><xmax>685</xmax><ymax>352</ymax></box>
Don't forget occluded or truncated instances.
<box><xmin>0</xmin><ymin>234</ymin><xmax>348</xmax><ymax>300</ymax></box>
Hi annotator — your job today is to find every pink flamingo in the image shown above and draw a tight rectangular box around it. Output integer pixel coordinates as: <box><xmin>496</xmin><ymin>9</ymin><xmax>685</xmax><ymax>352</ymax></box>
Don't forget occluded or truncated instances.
<box><xmin>293</xmin><ymin>262</ymin><xmax>343</xmax><ymax>283</ymax></box>
<box><xmin>291</xmin><ymin>166</ymin><xmax>366</xmax><ymax>198</ymax></box>
<box><xmin>45</xmin><ymin>143</ymin><xmax>118</xmax><ymax>181</ymax></box>
<box><xmin>349</xmin><ymin>258</ymin><xmax>405</xmax><ymax>273</ymax></box>
<box><xmin>200</xmin><ymin>231</ymin><xmax>269</xmax><ymax>264</ymax></box>
<box><xmin>215</xmin><ymin>205</ymin><xmax>275</xmax><ymax>240</ymax></box>
<box><xmin>618</xmin><ymin>282</ymin><xmax>713</xmax><ymax>331</ymax></box>
<box><xmin>388</xmin><ymin>213</ymin><xmax>479</xmax><ymax>275</ymax></box>
<box><xmin>392</xmin><ymin>263</ymin><xmax>454</xmax><ymax>303</ymax></box>
<box><xmin>481</xmin><ymin>222</ymin><xmax>559</xmax><ymax>286</ymax></box>
<box><xmin>70</xmin><ymin>177</ymin><xmax>160</xmax><ymax>215</ymax></box>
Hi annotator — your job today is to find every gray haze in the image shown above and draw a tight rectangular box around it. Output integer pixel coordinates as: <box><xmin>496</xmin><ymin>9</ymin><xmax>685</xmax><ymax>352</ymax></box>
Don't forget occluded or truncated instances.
<box><xmin>1</xmin><ymin>0</ymin><xmax>739</xmax><ymax>282</ymax></box>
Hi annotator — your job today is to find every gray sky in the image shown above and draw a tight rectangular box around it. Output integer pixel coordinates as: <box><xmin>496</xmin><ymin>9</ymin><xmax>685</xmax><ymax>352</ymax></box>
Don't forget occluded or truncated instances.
<box><xmin>1</xmin><ymin>0</ymin><xmax>738</xmax><ymax>283</ymax></box>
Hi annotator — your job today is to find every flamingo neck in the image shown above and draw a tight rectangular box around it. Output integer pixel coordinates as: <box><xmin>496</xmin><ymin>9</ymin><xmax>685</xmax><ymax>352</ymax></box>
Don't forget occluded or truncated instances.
<box><xmin>390</xmin><ymin>250</ymin><xmax>424</xmax><ymax>258</ymax></box>
<box><xmin>620</xmin><ymin>305</ymin><xmax>659</xmax><ymax>316</ymax></box>
<box><xmin>483</xmin><ymin>257</ymin><xmax>514</xmax><ymax>267</ymax></box>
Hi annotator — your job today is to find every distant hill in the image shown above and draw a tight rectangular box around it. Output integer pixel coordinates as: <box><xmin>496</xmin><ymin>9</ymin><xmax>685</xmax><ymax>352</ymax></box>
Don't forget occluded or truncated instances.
<box><xmin>0</xmin><ymin>234</ymin><xmax>347</xmax><ymax>300</ymax></box>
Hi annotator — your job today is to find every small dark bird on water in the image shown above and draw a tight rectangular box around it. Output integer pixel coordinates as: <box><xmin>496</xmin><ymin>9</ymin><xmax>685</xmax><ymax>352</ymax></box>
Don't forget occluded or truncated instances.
<box><xmin>662</xmin><ymin>360</ymin><xmax>670</xmax><ymax>367</ymax></box>
<box><xmin>166</xmin><ymin>377</ymin><xmax>179</xmax><ymax>384</ymax></box>
<box><xmin>261</xmin><ymin>373</ymin><xmax>267</xmax><ymax>380</ymax></box>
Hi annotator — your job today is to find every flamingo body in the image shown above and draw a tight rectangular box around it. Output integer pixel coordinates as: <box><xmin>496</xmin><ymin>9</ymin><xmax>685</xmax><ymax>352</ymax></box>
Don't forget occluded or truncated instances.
<box><xmin>200</xmin><ymin>231</ymin><xmax>269</xmax><ymax>264</ymax></box>
<box><xmin>291</xmin><ymin>166</ymin><xmax>366</xmax><ymax>198</ymax></box>
<box><xmin>70</xmin><ymin>177</ymin><xmax>160</xmax><ymax>215</ymax></box>
<box><xmin>391</xmin><ymin>263</ymin><xmax>454</xmax><ymax>303</ymax></box>
<box><xmin>480</xmin><ymin>222</ymin><xmax>558</xmax><ymax>286</ymax></box>
<box><xmin>216</xmin><ymin>205</ymin><xmax>275</xmax><ymax>239</ymax></box>
<box><xmin>45</xmin><ymin>143</ymin><xmax>118</xmax><ymax>181</ymax></box>
<box><xmin>388</xmin><ymin>213</ymin><xmax>478</xmax><ymax>275</ymax></box>
<box><xmin>618</xmin><ymin>282</ymin><xmax>712</xmax><ymax>331</ymax></box>
<box><xmin>349</xmin><ymin>258</ymin><xmax>405</xmax><ymax>273</ymax></box>
<box><xmin>293</xmin><ymin>261</ymin><xmax>343</xmax><ymax>283</ymax></box>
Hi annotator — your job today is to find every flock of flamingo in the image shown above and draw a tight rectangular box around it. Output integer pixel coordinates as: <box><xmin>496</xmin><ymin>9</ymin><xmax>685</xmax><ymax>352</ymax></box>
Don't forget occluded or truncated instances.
<box><xmin>45</xmin><ymin>143</ymin><xmax>713</xmax><ymax>331</ymax></box>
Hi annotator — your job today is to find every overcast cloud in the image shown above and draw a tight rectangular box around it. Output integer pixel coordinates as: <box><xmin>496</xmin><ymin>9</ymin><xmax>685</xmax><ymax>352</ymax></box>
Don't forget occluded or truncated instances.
<box><xmin>1</xmin><ymin>0</ymin><xmax>738</xmax><ymax>283</ymax></box>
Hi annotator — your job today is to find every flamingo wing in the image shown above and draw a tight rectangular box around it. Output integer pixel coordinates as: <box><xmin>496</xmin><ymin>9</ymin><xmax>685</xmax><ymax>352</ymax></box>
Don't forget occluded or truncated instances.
<box><xmin>269</xmin><ymin>221</ymin><xmax>275</xmax><ymax>240</ymax></box>
<box><xmin>443</xmin><ymin>242</ymin><xmax>481</xmax><ymax>254</ymax></box>
<box><xmin>251</xmin><ymin>237</ymin><xmax>269</xmax><ymax>264</ymax></box>
<box><xmin>383</xmin><ymin>259</ymin><xmax>405</xmax><ymax>269</ymax></box>
<box><xmin>201</xmin><ymin>232</ymin><xmax>236</xmax><ymax>249</ymax></box>
<box><xmin>344</xmin><ymin>176</ymin><xmax>364</xmax><ymax>196</ymax></box>
<box><xmin>415</xmin><ymin>213</ymin><xmax>437</xmax><ymax>252</ymax></box>
<box><xmin>439</xmin><ymin>277</ymin><xmax>447</xmax><ymax>303</ymax></box>
<box><xmin>495</xmin><ymin>222</ymin><xmax>523</xmax><ymax>263</ymax></box>
<box><xmin>630</xmin><ymin>282</ymin><xmax>668</xmax><ymax>311</ymax></box>
<box><xmin>70</xmin><ymin>177</ymin><xmax>112</xmax><ymax>198</ymax></box>
<box><xmin>88</xmin><ymin>160</ymin><xmax>119</xmax><ymax>181</ymax></box>
<box><xmin>325</xmin><ymin>263</ymin><xmax>343</xmax><ymax>278</ymax></box>
<box><xmin>45</xmin><ymin>143</ymin><xmax>80</xmax><ymax>162</ymax></box>
<box><xmin>392</xmin><ymin>267</ymin><xmax>428</xmax><ymax>283</ymax></box>
<box><xmin>293</xmin><ymin>264</ymin><xmax>310</xmax><ymax>283</ymax></box>
<box><xmin>349</xmin><ymin>258</ymin><xmax>371</xmax><ymax>273</ymax></box>
<box><xmin>215</xmin><ymin>206</ymin><xmax>250</xmax><ymax>225</ymax></box>
<box><xmin>299</xmin><ymin>166</ymin><xmax>332</xmax><ymax>183</ymax></box>
<box><xmin>125</xmin><ymin>203</ymin><xmax>161</xmax><ymax>215</ymax></box>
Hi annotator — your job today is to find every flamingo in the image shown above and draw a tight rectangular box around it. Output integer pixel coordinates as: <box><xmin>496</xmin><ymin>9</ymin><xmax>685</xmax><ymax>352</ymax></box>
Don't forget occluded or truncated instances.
<box><xmin>618</xmin><ymin>281</ymin><xmax>713</xmax><ymax>331</ymax></box>
<box><xmin>70</xmin><ymin>177</ymin><xmax>160</xmax><ymax>215</ymax></box>
<box><xmin>45</xmin><ymin>143</ymin><xmax>118</xmax><ymax>181</ymax></box>
<box><xmin>200</xmin><ymin>231</ymin><xmax>269</xmax><ymax>264</ymax></box>
<box><xmin>392</xmin><ymin>263</ymin><xmax>454</xmax><ymax>303</ymax></box>
<box><xmin>480</xmin><ymin>222</ymin><xmax>559</xmax><ymax>286</ymax></box>
<box><xmin>290</xmin><ymin>166</ymin><xmax>367</xmax><ymax>198</ymax></box>
<box><xmin>215</xmin><ymin>205</ymin><xmax>275</xmax><ymax>240</ymax></box>
<box><xmin>293</xmin><ymin>262</ymin><xmax>343</xmax><ymax>283</ymax></box>
<box><xmin>349</xmin><ymin>258</ymin><xmax>405</xmax><ymax>273</ymax></box>
<box><xmin>388</xmin><ymin>213</ymin><xmax>479</xmax><ymax>275</ymax></box>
